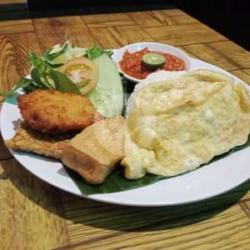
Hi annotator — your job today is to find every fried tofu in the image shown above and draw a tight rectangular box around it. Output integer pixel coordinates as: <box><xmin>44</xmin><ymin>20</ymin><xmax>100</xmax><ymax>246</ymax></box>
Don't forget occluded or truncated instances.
<box><xmin>5</xmin><ymin>124</ymin><xmax>72</xmax><ymax>159</ymax></box>
<box><xmin>61</xmin><ymin>116</ymin><xmax>125</xmax><ymax>184</ymax></box>
<box><xmin>18</xmin><ymin>89</ymin><xmax>103</xmax><ymax>134</ymax></box>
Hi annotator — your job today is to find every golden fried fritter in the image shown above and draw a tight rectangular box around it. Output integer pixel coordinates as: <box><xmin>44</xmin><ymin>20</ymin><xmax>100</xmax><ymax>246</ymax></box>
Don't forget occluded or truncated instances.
<box><xmin>18</xmin><ymin>89</ymin><xmax>102</xmax><ymax>134</ymax></box>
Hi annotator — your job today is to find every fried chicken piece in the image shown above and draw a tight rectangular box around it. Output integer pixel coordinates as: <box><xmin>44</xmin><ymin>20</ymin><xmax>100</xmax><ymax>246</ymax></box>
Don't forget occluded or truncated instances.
<box><xmin>18</xmin><ymin>89</ymin><xmax>103</xmax><ymax>134</ymax></box>
<box><xmin>61</xmin><ymin>116</ymin><xmax>125</xmax><ymax>184</ymax></box>
<box><xmin>5</xmin><ymin>124</ymin><xmax>73</xmax><ymax>159</ymax></box>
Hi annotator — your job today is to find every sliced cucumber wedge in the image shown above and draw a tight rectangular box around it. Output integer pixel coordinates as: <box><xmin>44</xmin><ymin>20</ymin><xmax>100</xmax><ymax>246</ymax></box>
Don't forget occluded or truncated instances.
<box><xmin>142</xmin><ymin>53</ymin><xmax>166</xmax><ymax>69</ymax></box>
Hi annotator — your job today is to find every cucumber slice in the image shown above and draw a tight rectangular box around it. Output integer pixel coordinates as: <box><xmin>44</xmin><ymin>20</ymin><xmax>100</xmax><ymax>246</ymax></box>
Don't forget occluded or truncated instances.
<box><xmin>87</xmin><ymin>54</ymin><xmax>123</xmax><ymax>117</ymax></box>
<box><xmin>142</xmin><ymin>53</ymin><xmax>166</xmax><ymax>69</ymax></box>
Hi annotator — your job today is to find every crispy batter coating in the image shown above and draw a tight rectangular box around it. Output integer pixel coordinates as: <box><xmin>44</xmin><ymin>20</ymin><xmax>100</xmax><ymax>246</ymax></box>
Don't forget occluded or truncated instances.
<box><xmin>5</xmin><ymin>123</ymin><xmax>72</xmax><ymax>159</ymax></box>
<box><xmin>18</xmin><ymin>89</ymin><xmax>102</xmax><ymax>134</ymax></box>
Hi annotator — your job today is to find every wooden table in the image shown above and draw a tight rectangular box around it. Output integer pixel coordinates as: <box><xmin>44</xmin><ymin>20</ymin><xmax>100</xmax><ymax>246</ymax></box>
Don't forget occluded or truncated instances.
<box><xmin>0</xmin><ymin>8</ymin><xmax>250</xmax><ymax>250</ymax></box>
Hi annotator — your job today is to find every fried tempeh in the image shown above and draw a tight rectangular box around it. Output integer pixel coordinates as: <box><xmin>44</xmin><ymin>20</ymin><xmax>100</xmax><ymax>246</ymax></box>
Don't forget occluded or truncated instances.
<box><xmin>5</xmin><ymin>124</ymin><xmax>72</xmax><ymax>159</ymax></box>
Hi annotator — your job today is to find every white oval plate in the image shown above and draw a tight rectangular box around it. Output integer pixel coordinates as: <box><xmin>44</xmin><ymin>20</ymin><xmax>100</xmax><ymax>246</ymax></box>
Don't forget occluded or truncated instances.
<box><xmin>111</xmin><ymin>42</ymin><xmax>191</xmax><ymax>82</ymax></box>
<box><xmin>1</xmin><ymin>57</ymin><xmax>250</xmax><ymax>207</ymax></box>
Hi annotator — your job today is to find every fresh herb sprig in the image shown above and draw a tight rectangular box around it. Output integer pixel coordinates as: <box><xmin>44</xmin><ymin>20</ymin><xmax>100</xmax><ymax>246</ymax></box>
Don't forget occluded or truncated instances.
<box><xmin>1</xmin><ymin>42</ymin><xmax>112</xmax><ymax>97</ymax></box>
<box><xmin>42</xmin><ymin>41</ymin><xmax>69</xmax><ymax>68</ymax></box>
<box><xmin>86</xmin><ymin>46</ymin><xmax>113</xmax><ymax>60</ymax></box>
<box><xmin>2</xmin><ymin>50</ymin><xmax>80</xmax><ymax>97</ymax></box>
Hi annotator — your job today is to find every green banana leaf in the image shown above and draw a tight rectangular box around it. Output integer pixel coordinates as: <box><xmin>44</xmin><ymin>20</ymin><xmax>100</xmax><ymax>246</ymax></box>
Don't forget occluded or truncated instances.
<box><xmin>66</xmin><ymin>167</ymin><xmax>166</xmax><ymax>195</ymax></box>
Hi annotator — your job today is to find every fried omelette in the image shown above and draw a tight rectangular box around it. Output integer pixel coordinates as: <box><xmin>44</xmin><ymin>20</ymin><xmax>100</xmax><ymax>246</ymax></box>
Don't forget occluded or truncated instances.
<box><xmin>4</xmin><ymin>123</ymin><xmax>72</xmax><ymax>159</ymax></box>
<box><xmin>122</xmin><ymin>70</ymin><xmax>250</xmax><ymax>179</ymax></box>
<box><xmin>18</xmin><ymin>89</ymin><xmax>103</xmax><ymax>134</ymax></box>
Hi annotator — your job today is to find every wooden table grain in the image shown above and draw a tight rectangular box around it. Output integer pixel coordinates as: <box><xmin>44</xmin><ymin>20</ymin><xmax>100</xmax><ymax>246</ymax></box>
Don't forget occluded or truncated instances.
<box><xmin>0</xmin><ymin>9</ymin><xmax>250</xmax><ymax>250</ymax></box>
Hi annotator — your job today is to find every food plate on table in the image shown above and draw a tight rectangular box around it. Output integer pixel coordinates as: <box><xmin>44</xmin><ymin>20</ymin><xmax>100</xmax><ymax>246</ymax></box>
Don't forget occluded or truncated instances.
<box><xmin>1</xmin><ymin>42</ymin><xmax>250</xmax><ymax>207</ymax></box>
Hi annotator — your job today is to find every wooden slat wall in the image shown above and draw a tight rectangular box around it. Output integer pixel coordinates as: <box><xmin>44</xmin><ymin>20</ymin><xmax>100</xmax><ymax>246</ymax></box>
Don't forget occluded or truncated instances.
<box><xmin>0</xmin><ymin>9</ymin><xmax>250</xmax><ymax>250</ymax></box>
<box><xmin>0</xmin><ymin>0</ymin><xmax>25</xmax><ymax>4</ymax></box>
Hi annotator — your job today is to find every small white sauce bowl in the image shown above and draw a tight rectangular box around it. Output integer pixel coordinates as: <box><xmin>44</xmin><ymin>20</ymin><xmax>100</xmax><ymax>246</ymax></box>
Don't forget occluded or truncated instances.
<box><xmin>112</xmin><ymin>42</ymin><xmax>191</xmax><ymax>82</ymax></box>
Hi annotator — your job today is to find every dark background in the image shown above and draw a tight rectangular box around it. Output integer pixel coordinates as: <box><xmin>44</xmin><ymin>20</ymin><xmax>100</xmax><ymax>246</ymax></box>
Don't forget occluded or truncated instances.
<box><xmin>177</xmin><ymin>0</ymin><xmax>249</xmax><ymax>50</ymax></box>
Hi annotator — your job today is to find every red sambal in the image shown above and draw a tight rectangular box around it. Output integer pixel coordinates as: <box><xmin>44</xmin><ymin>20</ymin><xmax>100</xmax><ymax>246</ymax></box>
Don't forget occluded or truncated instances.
<box><xmin>119</xmin><ymin>48</ymin><xmax>186</xmax><ymax>79</ymax></box>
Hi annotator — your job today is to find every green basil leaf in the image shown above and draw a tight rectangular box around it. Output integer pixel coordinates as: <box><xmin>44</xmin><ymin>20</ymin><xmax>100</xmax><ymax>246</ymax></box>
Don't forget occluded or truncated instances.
<box><xmin>104</xmin><ymin>50</ymin><xmax>113</xmax><ymax>57</ymax></box>
<box><xmin>86</xmin><ymin>46</ymin><xmax>114</xmax><ymax>60</ymax></box>
<box><xmin>44</xmin><ymin>59</ymin><xmax>64</xmax><ymax>68</ymax></box>
<box><xmin>14</xmin><ymin>77</ymin><xmax>34</xmax><ymax>90</ymax></box>
<box><xmin>23</xmin><ymin>81</ymin><xmax>40</xmax><ymax>93</ymax></box>
<box><xmin>31</xmin><ymin>68</ymin><xmax>53</xmax><ymax>89</ymax></box>
<box><xmin>31</xmin><ymin>68</ymin><xmax>44</xmax><ymax>85</ymax></box>
<box><xmin>86</xmin><ymin>47</ymin><xmax>104</xmax><ymax>60</ymax></box>
<box><xmin>43</xmin><ymin>42</ymin><xmax>69</xmax><ymax>61</ymax></box>
<box><xmin>2</xmin><ymin>78</ymin><xmax>33</xmax><ymax>96</ymax></box>
<box><xmin>48</xmin><ymin>70</ymin><xmax>81</xmax><ymax>94</ymax></box>
<box><xmin>29</xmin><ymin>52</ymin><xmax>45</xmax><ymax>68</ymax></box>
<box><xmin>0</xmin><ymin>77</ymin><xmax>39</xmax><ymax>97</ymax></box>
